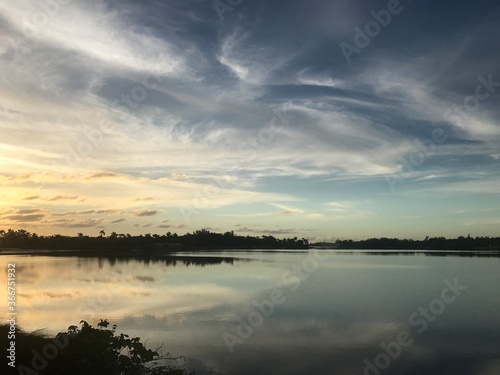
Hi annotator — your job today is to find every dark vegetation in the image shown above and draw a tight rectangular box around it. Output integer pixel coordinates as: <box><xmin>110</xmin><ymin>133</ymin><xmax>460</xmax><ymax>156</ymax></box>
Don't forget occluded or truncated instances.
<box><xmin>1</xmin><ymin>319</ymin><xmax>189</xmax><ymax>375</ymax></box>
<box><xmin>330</xmin><ymin>234</ymin><xmax>500</xmax><ymax>250</ymax></box>
<box><xmin>1</xmin><ymin>229</ymin><xmax>499</xmax><ymax>252</ymax></box>
<box><xmin>0</xmin><ymin>229</ymin><xmax>308</xmax><ymax>251</ymax></box>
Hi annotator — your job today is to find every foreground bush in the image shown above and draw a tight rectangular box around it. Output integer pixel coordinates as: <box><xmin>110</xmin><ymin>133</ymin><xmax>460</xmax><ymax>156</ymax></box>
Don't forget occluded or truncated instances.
<box><xmin>2</xmin><ymin>319</ymin><xmax>185</xmax><ymax>375</ymax></box>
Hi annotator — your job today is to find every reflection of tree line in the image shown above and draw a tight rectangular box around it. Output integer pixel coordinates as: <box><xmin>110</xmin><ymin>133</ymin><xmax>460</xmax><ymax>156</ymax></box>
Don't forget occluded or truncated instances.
<box><xmin>0</xmin><ymin>229</ymin><xmax>308</xmax><ymax>251</ymax></box>
<box><xmin>95</xmin><ymin>255</ymin><xmax>237</xmax><ymax>268</ymax></box>
<box><xmin>335</xmin><ymin>250</ymin><xmax>500</xmax><ymax>258</ymax></box>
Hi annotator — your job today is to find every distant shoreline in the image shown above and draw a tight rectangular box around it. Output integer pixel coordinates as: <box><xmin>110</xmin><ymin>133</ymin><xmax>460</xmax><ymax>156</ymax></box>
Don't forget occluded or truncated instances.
<box><xmin>1</xmin><ymin>229</ymin><xmax>499</xmax><ymax>256</ymax></box>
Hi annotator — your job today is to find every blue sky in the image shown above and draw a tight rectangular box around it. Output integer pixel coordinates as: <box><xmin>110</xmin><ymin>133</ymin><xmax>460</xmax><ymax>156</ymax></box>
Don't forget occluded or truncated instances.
<box><xmin>0</xmin><ymin>0</ymin><xmax>499</xmax><ymax>240</ymax></box>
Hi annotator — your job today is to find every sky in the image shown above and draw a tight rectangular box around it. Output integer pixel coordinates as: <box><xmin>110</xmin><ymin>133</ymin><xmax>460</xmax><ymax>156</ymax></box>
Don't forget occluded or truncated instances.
<box><xmin>0</xmin><ymin>0</ymin><xmax>499</xmax><ymax>241</ymax></box>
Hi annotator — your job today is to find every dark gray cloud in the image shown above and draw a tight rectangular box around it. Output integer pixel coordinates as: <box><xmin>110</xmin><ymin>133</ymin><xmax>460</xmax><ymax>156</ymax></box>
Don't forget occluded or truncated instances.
<box><xmin>238</xmin><ymin>226</ymin><xmax>298</xmax><ymax>236</ymax></box>
<box><xmin>133</xmin><ymin>210</ymin><xmax>161</xmax><ymax>217</ymax></box>
<box><xmin>23</xmin><ymin>195</ymin><xmax>40</xmax><ymax>200</ymax></box>
<box><xmin>16</xmin><ymin>209</ymin><xmax>42</xmax><ymax>214</ymax></box>
<box><xmin>6</xmin><ymin>214</ymin><xmax>45</xmax><ymax>222</ymax></box>
<box><xmin>96</xmin><ymin>210</ymin><xmax>125</xmax><ymax>214</ymax></box>
<box><xmin>53</xmin><ymin>210</ymin><xmax>96</xmax><ymax>216</ymax></box>
<box><xmin>48</xmin><ymin>195</ymin><xmax>79</xmax><ymax>201</ymax></box>
<box><xmin>59</xmin><ymin>219</ymin><xmax>104</xmax><ymax>228</ymax></box>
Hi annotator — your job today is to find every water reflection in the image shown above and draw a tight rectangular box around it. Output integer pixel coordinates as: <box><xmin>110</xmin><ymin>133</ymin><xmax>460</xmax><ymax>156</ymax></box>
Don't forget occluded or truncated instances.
<box><xmin>0</xmin><ymin>251</ymin><xmax>499</xmax><ymax>375</ymax></box>
<box><xmin>92</xmin><ymin>254</ymin><xmax>239</xmax><ymax>268</ymax></box>
<box><xmin>330</xmin><ymin>249</ymin><xmax>500</xmax><ymax>257</ymax></box>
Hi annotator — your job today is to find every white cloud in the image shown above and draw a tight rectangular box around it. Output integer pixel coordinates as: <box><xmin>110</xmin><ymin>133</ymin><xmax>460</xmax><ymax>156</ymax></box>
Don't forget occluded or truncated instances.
<box><xmin>296</xmin><ymin>70</ymin><xmax>346</xmax><ymax>88</ymax></box>
<box><xmin>0</xmin><ymin>1</ymin><xmax>182</xmax><ymax>76</ymax></box>
<box><xmin>217</xmin><ymin>29</ymin><xmax>297</xmax><ymax>86</ymax></box>
<box><xmin>360</xmin><ymin>61</ymin><xmax>500</xmax><ymax>140</ymax></box>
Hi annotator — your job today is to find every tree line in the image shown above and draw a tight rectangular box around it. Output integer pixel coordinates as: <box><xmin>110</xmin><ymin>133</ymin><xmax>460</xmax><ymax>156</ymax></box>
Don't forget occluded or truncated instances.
<box><xmin>1</xmin><ymin>229</ymin><xmax>498</xmax><ymax>251</ymax></box>
<box><xmin>330</xmin><ymin>235</ymin><xmax>500</xmax><ymax>250</ymax></box>
<box><xmin>0</xmin><ymin>229</ymin><xmax>309</xmax><ymax>251</ymax></box>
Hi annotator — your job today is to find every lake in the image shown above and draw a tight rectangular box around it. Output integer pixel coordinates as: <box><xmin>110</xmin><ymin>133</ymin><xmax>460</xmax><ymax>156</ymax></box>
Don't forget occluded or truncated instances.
<box><xmin>1</xmin><ymin>250</ymin><xmax>500</xmax><ymax>374</ymax></box>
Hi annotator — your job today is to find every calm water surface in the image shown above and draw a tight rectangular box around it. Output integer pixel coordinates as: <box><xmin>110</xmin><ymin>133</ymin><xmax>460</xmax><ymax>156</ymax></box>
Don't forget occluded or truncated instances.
<box><xmin>1</xmin><ymin>250</ymin><xmax>499</xmax><ymax>374</ymax></box>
